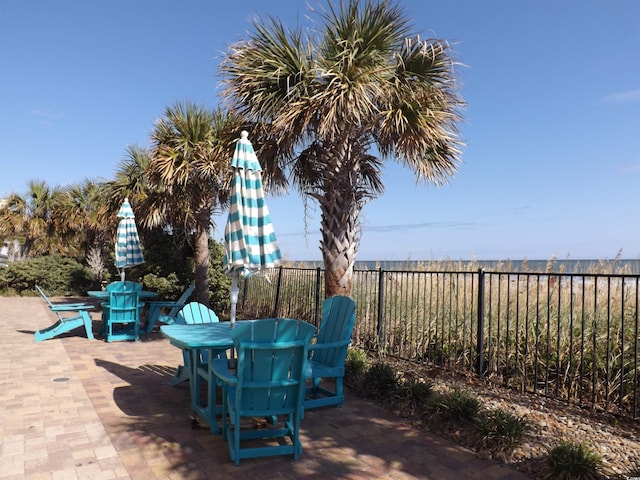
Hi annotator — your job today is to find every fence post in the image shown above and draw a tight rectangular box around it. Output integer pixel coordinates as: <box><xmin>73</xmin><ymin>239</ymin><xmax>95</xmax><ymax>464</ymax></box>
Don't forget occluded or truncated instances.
<box><xmin>272</xmin><ymin>266</ymin><xmax>283</xmax><ymax>318</ymax></box>
<box><xmin>314</xmin><ymin>267</ymin><xmax>322</xmax><ymax>327</ymax></box>
<box><xmin>377</xmin><ymin>267</ymin><xmax>384</xmax><ymax>350</ymax></box>
<box><xmin>476</xmin><ymin>268</ymin><xmax>485</xmax><ymax>375</ymax></box>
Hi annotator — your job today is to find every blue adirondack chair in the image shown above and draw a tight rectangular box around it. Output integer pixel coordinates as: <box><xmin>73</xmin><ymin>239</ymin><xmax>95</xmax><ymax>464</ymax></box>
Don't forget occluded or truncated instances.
<box><xmin>101</xmin><ymin>290</ymin><xmax>143</xmax><ymax>342</ymax></box>
<box><xmin>105</xmin><ymin>280</ymin><xmax>142</xmax><ymax>292</ymax></box>
<box><xmin>143</xmin><ymin>284</ymin><xmax>195</xmax><ymax>334</ymax></box>
<box><xmin>170</xmin><ymin>302</ymin><xmax>222</xmax><ymax>386</ymax></box>
<box><xmin>211</xmin><ymin>318</ymin><xmax>316</xmax><ymax>465</ymax></box>
<box><xmin>304</xmin><ymin>295</ymin><xmax>357</xmax><ymax>411</ymax></box>
<box><xmin>34</xmin><ymin>285</ymin><xmax>95</xmax><ymax>341</ymax></box>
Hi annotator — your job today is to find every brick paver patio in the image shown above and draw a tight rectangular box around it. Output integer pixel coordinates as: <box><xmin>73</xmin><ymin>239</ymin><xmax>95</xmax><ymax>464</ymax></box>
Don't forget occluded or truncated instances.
<box><xmin>0</xmin><ymin>297</ymin><xmax>529</xmax><ymax>479</ymax></box>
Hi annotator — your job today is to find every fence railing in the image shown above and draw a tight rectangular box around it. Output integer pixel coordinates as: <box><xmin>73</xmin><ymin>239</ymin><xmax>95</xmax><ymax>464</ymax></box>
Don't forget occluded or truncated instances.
<box><xmin>236</xmin><ymin>266</ymin><xmax>640</xmax><ymax>419</ymax></box>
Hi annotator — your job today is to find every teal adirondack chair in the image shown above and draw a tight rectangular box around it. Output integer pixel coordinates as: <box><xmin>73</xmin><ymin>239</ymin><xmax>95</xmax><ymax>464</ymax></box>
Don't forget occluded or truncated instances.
<box><xmin>171</xmin><ymin>301</ymin><xmax>222</xmax><ymax>386</ymax></box>
<box><xmin>34</xmin><ymin>285</ymin><xmax>95</xmax><ymax>341</ymax></box>
<box><xmin>105</xmin><ymin>280</ymin><xmax>142</xmax><ymax>292</ymax></box>
<box><xmin>211</xmin><ymin>318</ymin><xmax>316</xmax><ymax>465</ymax></box>
<box><xmin>101</xmin><ymin>290</ymin><xmax>143</xmax><ymax>342</ymax></box>
<box><xmin>304</xmin><ymin>295</ymin><xmax>357</xmax><ymax>411</ymax></box>
<box><xmin>143</xmin><ymin>284</ymin><xmax>195</xmax><ymax>334</ymax></box>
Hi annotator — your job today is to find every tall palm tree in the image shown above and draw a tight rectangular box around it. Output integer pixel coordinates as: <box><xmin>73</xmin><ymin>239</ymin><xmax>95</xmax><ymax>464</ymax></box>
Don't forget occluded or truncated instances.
<box><xmin>103</xmin><ymin>145</ymin><xmax>153</xmax><ymax>282</ymax></box>
<box><xmin>0</xmin><ymin>180</ymin><xmax>67</xmax><ymax>258</ymax></box>
<box><xmin>220</xmin><ymin>0</ymin><xmax>464</xmax><ymax>296</ymax></box>
<box><xmin>146</xmin><ymin>101</ymin><xmax>242</xmax><ymax>305</ymax></box>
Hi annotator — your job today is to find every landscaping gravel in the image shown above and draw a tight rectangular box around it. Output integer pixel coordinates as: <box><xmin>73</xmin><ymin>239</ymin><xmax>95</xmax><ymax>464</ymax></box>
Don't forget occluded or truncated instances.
<box><xmin>383</xmin><ymin>359</ymin><xmax>640</xmax><ymax>479</ymax></box>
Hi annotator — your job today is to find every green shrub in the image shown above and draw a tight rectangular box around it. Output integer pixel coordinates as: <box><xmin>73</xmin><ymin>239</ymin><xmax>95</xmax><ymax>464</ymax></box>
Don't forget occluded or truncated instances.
<box><xmin>393</xmin><ymin>376</ymin><xmax>434</xmax><ymax>412</ymax></box>
<box><xmin>0</xmin><ymin>255</ymin><xmax>91</xmax><ymax>296</ymax></box>
<box><xmin>360</xmin><ymin>361</ymin><xmax>399</xmax><ymax>400</ymax></box>
<box><xmin>431</xmin><ymin>389</ymin><xmax>482</xmax><ymax>425</ymax></box>
<box><xmin>141</xmin><ymin>272</ymin><xmax>184</xmax><ymax>300</ymax></box>
<box><xmin>544</xmin><ymin>440</ymin><xmax>603</xmax><ymax>480</ymax></box>
<box><xmin>473</xmin><ymin>409</ymin><xmax>530</xmax><ymax>452</ymax></box>
<box><xmin>208</xmin><ymin>240</ymin><xmax>232</xmax><ymax>315</ymax></box>
<box><xmin>345</xmin><ymin>348</ymin><xmax>368</xmax><ymax>382</ymax></box>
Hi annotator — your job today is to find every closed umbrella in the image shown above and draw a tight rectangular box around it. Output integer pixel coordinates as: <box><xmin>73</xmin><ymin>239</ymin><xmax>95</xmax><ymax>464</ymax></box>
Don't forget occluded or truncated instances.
<box><xmin>115</xmin><ymin>198</ymin><xmax>145</xmax><ymax>281</ymax></box>
<box><xmin>223</xmin><ymin>131</ymin><xmax>282</xmax><ymax>328</ymax></box>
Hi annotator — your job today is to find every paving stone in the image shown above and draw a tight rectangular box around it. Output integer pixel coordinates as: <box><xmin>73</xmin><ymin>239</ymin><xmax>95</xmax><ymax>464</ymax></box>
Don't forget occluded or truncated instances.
<box><xmin>0</xmin><ymin>297</ymin><xmax>531</xmax><ymax>480</ymax></box>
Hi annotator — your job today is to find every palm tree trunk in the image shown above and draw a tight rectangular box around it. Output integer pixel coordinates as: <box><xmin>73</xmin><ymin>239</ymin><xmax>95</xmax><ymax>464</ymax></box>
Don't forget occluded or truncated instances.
<box><xmin>194</xmin><ymin>215</ymin><xmax>211</xmax><ymax>306</ymax></box>
<box><xmin>319</xmin><ymin>183</ymin><xmax>360</xmax><ymax>297</ymax></box>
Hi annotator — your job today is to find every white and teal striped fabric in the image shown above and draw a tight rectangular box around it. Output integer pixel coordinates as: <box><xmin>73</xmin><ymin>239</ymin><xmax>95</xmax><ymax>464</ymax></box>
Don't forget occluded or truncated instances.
<box><xmin>115</xmin><ymin>198</ymin><xmax>145</xmax><ymax>278</ymax></box>
<box><xmin>223</xmin><ymin>131</ymin><xmax>282</xmax><ymax>278</ymax></box>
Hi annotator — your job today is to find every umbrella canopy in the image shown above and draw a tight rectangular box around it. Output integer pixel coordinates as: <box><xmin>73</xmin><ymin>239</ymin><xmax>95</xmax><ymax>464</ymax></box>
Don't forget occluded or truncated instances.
<box><xmin>223</xmin><ymin>131</ymin><xmax>282</xmax><ymax>326</ymax></box>
<box><xmin>115</xmin><ymin>198</ymin><xmax>145</xmax><ymax>281</ymax></box>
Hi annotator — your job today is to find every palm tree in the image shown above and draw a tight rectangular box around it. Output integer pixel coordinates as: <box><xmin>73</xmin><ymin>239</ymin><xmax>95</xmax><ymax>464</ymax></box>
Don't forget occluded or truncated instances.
<box><xmin>146</xmin><ymin>101</ymin><xmax>242</xmax><ymax>305</ymax></box>
<box><xmin>220</xmin><ymin>0</ymin><xmax>464</xmax><ymax>296</ymax></box>
<box><xmin>0</xmin><ymin>180</ymin><xmax>67</xmax><ymax>258</ymax></box>
<box><xmin>56</xmin><ymin>179</ymin><xmax>111</xmax><ymax>283</ymax></box>
<box><xmin>103</xmin><ymin>145</ymin><xmax>153</xmax><ymax>282</ymax></box>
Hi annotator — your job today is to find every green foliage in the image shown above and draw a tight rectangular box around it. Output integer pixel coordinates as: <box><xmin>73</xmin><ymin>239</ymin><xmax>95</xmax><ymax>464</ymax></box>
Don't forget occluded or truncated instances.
<box><xmin>473</xmin><ymin>409</ymin><xmax>530</xmax><ymax>452</ymax></box>
<box><xmin>544</xmin><ymin>440</ymin><xmax>603</xmax><ymax>480</ymax></box>
<box><xmin>134</xmin><ymin>229</ymin><xmax>194</xmax><ymax>286</ymax></box>
<box><xmin>208</xmin><ymin>239</ymin><xmax>231</xmax><ymax>315</ymax></box>
<box><xmin>141</xmin><ymin>272</ymin><xmax>184</xmax><ymax>300</ymax></box>
<box><xmin>345</xmin><ymin>348</ymin><xmax>368</xmax><ymax>382</ymax></box>
<box><xmin>0</xmin><ymin>255</ymin><xmax>91</xmax><ymax>296</ymax></box>
<box><xmin>431</xmin><ymin>389</ymin><xmax>482</xmax><ymax>425</ymax></box>
<box><xmin>359</xmin><ymin>361</ymin><xmax>399</xmax><ymax>400</ymax></box>
<box><xmin>394</xmin><ymin>376</ymin><xmax>434</xmax><ymax>412</ymax></box>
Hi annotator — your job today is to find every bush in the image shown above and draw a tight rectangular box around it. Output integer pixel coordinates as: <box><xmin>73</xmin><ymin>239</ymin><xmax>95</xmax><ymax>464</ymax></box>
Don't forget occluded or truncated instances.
<box><xmin>393</xmin><ymin>376</ymin><xmax>434</xmax><ymax>413</ymax></box>
<box><xmin>208</xmin><ymin>240</ymin><xmax>232</xmax><ymax>315</ymax></box>
<box><xmin>345</xmin><ymin>348</ymin><xmax>368</xmax><ymax>384</ymax></box>
<box><xmin>359</xmin><ymin>361</ymin><xmax>399</xmax><ymax>401</ymax></box>
<box><xmin>473</xmin><ymin>409</ymin><xmax>530</xmax><ymax>452</ymax></box>
<box><xmin>431</xmin><ymin>388</ymin><xmax>482</xmax><ymax>425</ymax></box>
<box><xmin>544</xmin><ymin>440</ymin><xmax>603</xmax><ymax>480</ymax></box>
<box><xmin>141</xmin><ymin>272</ymin><xmax>184</xmax><ymax>300</ymax></box>
<box><xmin>0</xmin><ymin>255</ymin><xmax>92</xmax><ymax>296</ymax></box>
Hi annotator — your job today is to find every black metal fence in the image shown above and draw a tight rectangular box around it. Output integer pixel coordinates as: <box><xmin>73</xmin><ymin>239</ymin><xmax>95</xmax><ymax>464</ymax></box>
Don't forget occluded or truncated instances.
<box><xmin>236</xmin><ymin>266</ymin><xmax>640</xmax><ymax>419</ymax></box>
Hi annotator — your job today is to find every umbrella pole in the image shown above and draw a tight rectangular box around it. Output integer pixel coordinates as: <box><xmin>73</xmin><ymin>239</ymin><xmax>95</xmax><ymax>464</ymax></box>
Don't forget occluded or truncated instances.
<box><xmin>120</xmin><ymin>269</ymin><xmax>125</xmax><ymax>282</ymax></box>
<box><xmin>230</xmin><ymin>273</ymin><xmax>239</xmax><ymax>328</ymax></box>
<box><xmin>228</xmin><ymin>273</ymin><xmax>239</xmax><ymax>371</ymax></box>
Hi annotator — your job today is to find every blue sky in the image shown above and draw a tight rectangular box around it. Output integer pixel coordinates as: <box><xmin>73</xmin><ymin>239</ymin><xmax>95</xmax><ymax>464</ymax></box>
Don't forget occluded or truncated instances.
<box><xmin>1</xmin><ymin>1</ymin><xmax>639</xmax><ymax>261</ymax></box>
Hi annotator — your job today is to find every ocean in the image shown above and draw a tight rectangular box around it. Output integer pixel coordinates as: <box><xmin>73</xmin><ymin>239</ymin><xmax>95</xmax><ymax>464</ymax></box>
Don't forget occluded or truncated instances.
<box><xmin>291</xmin><ymin>259</ymin><xmax>640</xmax><ymax>275</ymax></box>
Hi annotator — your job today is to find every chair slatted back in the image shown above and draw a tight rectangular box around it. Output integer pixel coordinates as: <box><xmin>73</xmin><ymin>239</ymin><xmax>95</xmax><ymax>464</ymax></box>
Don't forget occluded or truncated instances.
<box><xmin>231</xmin><ymin>319</ymin><xmax>316</xmax><ymax>416</ymax></box>
<box><xmin>106</xmin><ymin>281</ymin><xmax>142</xmax><ymax>292</ymax></box>
<box><xmin>166</xmin><ymin>284</ymin><xmax>195</xmax><ymax>317</ymax></box>
<box><xmin>35</xmin><ymin>285</ymin><xmax>55</xmax><ymax>309</ymax></box>
<box><xmin>175</xmin><ymin>302</ymin><xmax>219</xmax><ymax>325</ymax></box>
<box><xmin>312</xmin><ymin>296</ymin><xmax>357</xmax><ymax>367</ymax></box>
<box><xmin>107</xmin><ymin>290</ymin><xmax>140</xmax><ymax>323</ymax></box>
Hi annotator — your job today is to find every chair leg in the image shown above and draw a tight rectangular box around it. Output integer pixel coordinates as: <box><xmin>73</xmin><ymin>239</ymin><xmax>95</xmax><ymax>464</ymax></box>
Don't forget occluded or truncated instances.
<box><xmin>80</xmin><ymin>311</ymin><xmax>95</xmax><ymax>340</ymax></box>
<box><xmin>144</xmin><ymin>306</ymin><xmax>159</xmax><ymax>334</ymax></box>
<box><xmin>170</xmin><ymin>351</ymin><xmax>191</xmax><ymax>385</ymax></box>
<box><xmin>35</xmin><ymin>313</ymin><xmax>92</xmax><ymax>342</ymax></box>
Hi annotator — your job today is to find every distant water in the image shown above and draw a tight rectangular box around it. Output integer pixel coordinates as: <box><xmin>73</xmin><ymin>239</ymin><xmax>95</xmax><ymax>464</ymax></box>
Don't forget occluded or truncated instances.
<box><xmin>291</xmin><ymin>259</ymin><xmax>640</xmax><ymax>275</ymax></box>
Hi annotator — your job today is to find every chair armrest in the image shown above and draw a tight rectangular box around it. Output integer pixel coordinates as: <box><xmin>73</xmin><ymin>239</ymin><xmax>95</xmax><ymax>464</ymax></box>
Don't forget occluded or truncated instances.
<box><xmin>146</xmin><ymin>301</ymin><xmax>182</xmax><ymax>308</ymax></box>
<box><xmin>49</xmin><ymin>303</ymin><xmax>94</xmax><ymax>312</ymax></box>
<box><xmin>308</xmin><ymin>339</ymin><xmax>351</xmax><ymax>351</ymax></box>
<box><xmin>211</xmin><ymin>358</ymin><xmax>238</xmax><ymax>385</ymax></box>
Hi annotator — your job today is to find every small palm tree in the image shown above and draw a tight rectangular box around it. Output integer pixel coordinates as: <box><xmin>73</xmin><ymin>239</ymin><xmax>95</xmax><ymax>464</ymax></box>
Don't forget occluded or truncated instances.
<box><xmin>0</xmin><ymin>180</ymin><xmax>67</xmax><ymax>258</ymax></box>
<box><xmin>221</xmin><ymin>0</ymin><xmax>464</xmax><ymax>296</ymax></box>
<box><xmin>145</xmin><ymin>101</ymin><xmax>242</xmax><ymax>305</ymax></box>
<box><xmin>57</xmin><ymin>179</ymin><xmax>111</xmax><ymax>282</ymax></box>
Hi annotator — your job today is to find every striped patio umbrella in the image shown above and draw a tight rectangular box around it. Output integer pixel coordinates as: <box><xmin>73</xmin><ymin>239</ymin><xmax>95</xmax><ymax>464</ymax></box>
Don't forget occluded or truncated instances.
<box><xmin>115</xmin><ymin>198</ymin><xmax>145</xmax><ymax>281</ymax></box>
<box><xmin>223</xmin><ymin>131</ymin><xmax>282</xmax><ymax>327</ymax></box>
